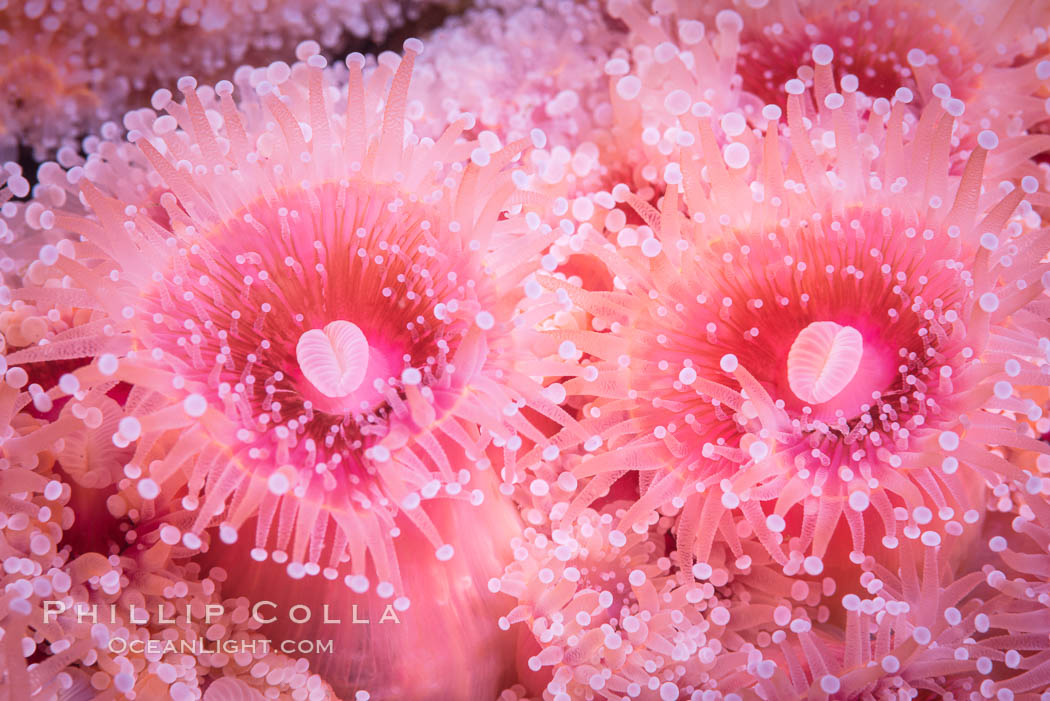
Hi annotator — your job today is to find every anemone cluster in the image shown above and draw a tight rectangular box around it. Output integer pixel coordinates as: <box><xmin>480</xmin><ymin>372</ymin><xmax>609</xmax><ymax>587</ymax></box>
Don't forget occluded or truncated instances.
<box><xmin>1</xmin><ymin>0</ymin><xmax>1050</xmax><ymax>700</ymax></box>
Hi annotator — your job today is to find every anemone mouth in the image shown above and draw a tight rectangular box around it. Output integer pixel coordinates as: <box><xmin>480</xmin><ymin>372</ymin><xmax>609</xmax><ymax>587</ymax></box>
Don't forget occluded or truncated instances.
<box><xmin>777</xmin><ymin>320</ymin><xmax>899</xmax><ymax>423</ymax></box>
<box><xmin>786</xmin><ymin>321</ymin><xmax>865</xmax><ymax>406</ymax></box>
<box><xmin>137</xmin><ymin>179</ymin><xmax>485</xmax><ymax>475</ymax></box>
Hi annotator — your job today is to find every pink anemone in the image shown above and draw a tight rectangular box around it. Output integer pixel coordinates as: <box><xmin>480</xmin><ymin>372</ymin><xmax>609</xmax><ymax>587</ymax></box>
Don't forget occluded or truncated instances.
<box><xmin>726</xmin><ymin>0</ymin><xmax>1050</xmax><ymax>188</ymax></box>
<box><xmin>549</xmin><ymin>62</ymin><xmax>1050</xmax><ymax>588</ymax></box>
<box><xmin>2</xmin><ymin>41</ymin><xmax>584</xmax><ymax>599</ymax></box>
<box><xmin>493</xmin><ymin>501</ymin><xmax>745</xmax><ymax>701</ymax></box>
<box><xmin>0</xmin><ymin>0</ymin><xmax>454</xmax><ymax>157</ymax></box>
<box><xmin>0</xmin><ymin>440</ymin><xmax>335</xmax><ymax>699</ymax></box>
<box><xmin>602</xmin><ymin>1</ymin><xmax>763</xmax><ymax>197</ymax></box>
<box><xmin>409</xmin><ymin>0</ymin><xmax>621</xmax><ymax>171</ymax></box>
<box><xmin>727</xmin><ymin>0</ymin><xmax>1050</xmax><ymax>128</ymax></box>
<box><xmin>697</xmin><ymin>526</ymin><xmax>1050</xmax><ymax>699</ymax></box>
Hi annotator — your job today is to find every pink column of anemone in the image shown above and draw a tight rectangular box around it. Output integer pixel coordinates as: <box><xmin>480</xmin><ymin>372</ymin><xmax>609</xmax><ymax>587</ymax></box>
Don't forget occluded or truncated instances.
<box><xmin>0</xmin><ymin>0</ymin><xmax>456</xmax><ymax>158</ymax></box>
<box><xmin>1</xmin><ymin>40</ymin><xmax>587</xmax><ymax>600</ymax></box>
<box><xmin>543</xmin><ymin>64</ymin><xmax>1050</xmax><ymax>591</ymax></box>
<box><xmin>196</xmin><ymin>467</ymin><xmax>523</xmax><ymax>701</ymax></box>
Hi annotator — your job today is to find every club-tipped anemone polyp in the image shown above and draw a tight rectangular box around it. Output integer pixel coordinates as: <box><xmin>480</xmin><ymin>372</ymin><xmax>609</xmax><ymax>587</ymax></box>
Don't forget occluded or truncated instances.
<box><xmin>736</xmin><ymin>534</ymin><xmax>1050</xmax><ymax>699</ymax></box>
<box><xmin>602</xmin><ymin>3</ymin><xmax>756</xmax><ymax>193</ymax></box>
<box><xmin>3</xmin><ymin>39</ymin><xmax>583</xmax><ymax>598</ymax></box>
<box><xmin>731</xmin><ymin>0</ymin><xmax>1050</xmax><ymax>131</ymax></box>
<box><xmin>554</xmin><ymin>67</ymin><xmax>1050</xmax><ymax>583</ymax></box>
<box><xmin>0</xmin><ymin>1</ymin><xmax>448</xmax><ymax>158</ymax></box>
<box><xmin>407</xmin><ymin>0</ymin><xmax>622</xmax><ymax>175</ymax></box>
<box><xmin>494</xmin><ymin>503</ymin><xmax>743</xmax><ymax>700</ymax></box>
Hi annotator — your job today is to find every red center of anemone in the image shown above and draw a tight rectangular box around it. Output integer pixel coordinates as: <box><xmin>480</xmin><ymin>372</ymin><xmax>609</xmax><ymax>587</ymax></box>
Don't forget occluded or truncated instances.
<box><xmin>629</xmin><ymin>207</ymin><xmax>971</xmax><ymax>472</ymax></box>
<box><xmin>138</xmin><ymin>180</ymin><xmax>487</xmax><ymax>478</ymax></box>
<box><xmin>737</xmin><ymin>3</ymin><xmax>975</xmax><ymax>104</ymax></box>
<box><xmin>726</xmin><ymin>239</ymin><xmax>959</xmax><ymax>438</ymax></box>
<box><xmin>746</xmin><ymin>298</ymin><xmax>917</xmax><ymax>428</ymax></box>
